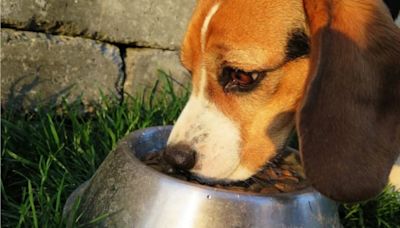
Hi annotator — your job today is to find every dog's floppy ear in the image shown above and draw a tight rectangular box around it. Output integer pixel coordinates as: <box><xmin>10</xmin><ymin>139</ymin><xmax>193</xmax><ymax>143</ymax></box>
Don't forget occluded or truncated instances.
<box><xmin>297</xmin><ymin>0</ymin><xmax>400</xmax><ymax>202</ymax></box>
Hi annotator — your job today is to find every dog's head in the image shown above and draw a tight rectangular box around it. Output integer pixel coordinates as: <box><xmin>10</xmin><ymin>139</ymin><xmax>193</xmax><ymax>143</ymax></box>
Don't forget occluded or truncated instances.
<box><xmin>165</xmin><ymin>0</ymin><xmax>400</xmax><ymax>202</ymax></box>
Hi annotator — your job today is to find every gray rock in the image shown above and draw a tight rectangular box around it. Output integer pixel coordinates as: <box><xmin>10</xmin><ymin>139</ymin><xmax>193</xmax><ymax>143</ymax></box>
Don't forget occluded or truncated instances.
<box><xmin>1</xmin><ymin>0</ymin><xmax>196</xmax><ymax>50</ymax></box>
<box><xmin>1</xmin><ymin>28</ymin><xmax>124</xmax><ymax>110</ymax></box>
<box><xmin>124</xmin><ymin>48</ymin><xmax>191</xmax><ymax>96</ymax></box>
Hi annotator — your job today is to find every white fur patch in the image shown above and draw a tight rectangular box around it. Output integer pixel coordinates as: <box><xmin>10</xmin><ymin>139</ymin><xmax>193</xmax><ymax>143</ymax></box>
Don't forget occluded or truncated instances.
<box><xmin>198</xmin><ymin>2</ymin><xmax>221</xmax><ymax>98</ymax></box>
<box><xmin>167</xmin><ymin>2</ymin><xmax>251</xmax><ymax>181</ymax></box>
<box><xmin>200</xmin><ymin>2</ymin><xmax>221</xmax><ymax>52</ymax></box>
<box><xmin>167</xmin><ymin>95</ymin><xmax>242</xmax><ymax>179</ymax></box>
<box><xmin>227</xmin><ymin>166</ymin><xmax>254</xmax><ymax>180</ymax></box>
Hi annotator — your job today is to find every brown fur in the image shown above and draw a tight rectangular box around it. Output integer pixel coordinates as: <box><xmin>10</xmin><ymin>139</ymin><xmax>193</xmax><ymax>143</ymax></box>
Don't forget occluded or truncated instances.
<box><xmin>298</xmin><ymin>0</ymin><xmax>400</xmax><ymax>202</ymax></box>
<box><xmin>181</xmin><ymin>0</ymin><xmax>308</xmax><ymax>172</ymax></box>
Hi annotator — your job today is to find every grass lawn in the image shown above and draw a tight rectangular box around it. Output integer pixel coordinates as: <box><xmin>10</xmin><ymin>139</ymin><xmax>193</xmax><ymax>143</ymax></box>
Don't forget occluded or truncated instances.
<box><xmin>1</xmin><ymin>72</ymin><xmax>400</xmax><ymax>227</ymax></box>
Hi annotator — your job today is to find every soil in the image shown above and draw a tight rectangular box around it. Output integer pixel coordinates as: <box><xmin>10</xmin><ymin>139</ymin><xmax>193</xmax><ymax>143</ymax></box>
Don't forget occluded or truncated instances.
<box><xmin>142</xmin><ymin>147</ymin><xmax>309</xmax><ymax>194</ymax></box>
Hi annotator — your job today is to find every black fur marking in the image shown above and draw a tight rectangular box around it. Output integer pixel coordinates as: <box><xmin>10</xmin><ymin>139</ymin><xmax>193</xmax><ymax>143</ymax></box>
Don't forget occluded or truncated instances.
<box><xmin>383</xmin><ymin>0</ymin><xmax>400</xmax><ymax>20</ymax></box>
<box><xmin>285</xmin><ymin>29</ymin><xmax>310</xmax><ymax>61</ymax></box>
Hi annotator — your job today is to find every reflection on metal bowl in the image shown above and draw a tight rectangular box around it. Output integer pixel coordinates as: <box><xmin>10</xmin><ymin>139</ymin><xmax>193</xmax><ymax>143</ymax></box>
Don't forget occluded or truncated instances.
<box><xmin>63</xmin><ymin>126</ymin><xmax>341</xmax><ymax>227</ymax></box>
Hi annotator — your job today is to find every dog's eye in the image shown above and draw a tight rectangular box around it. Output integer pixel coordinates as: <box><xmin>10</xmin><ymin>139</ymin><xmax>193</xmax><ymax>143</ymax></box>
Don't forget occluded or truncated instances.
<box><xmin>220</xmin><ymin>67</ymin><xmax>264</xmax><ymax>93</ymax></box>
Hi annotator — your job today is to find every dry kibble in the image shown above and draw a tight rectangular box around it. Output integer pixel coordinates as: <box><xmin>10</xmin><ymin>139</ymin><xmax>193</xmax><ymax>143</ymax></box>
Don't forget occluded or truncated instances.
<box><xmin>260</xmin><ymin>186</ymin><xmax>281</xmax><ymax>194</ymax></box>
<box><xmin>281</xmin><ymin>170</ymin><xmax>292</xmax><ymax>177</ymax></box>
<box><xmin>248</xmin><ymin>184</ymin><xmax>263</xmax><ymax>192</ymax></box>
<box><xmin>274</xmin><ymin>183</ymin><xmax>288</xmax><ymax>192</ymax></box>
<box><xmin>280</xmin><ymin>176</ymin><xmax>300</xmax><ymax>184</ymax></box>
<box><xmin>142</xmin><ymin>148</ymin><xmax>308</xmax><ymax>195</ymax></box>
<box><xmin>280</xmin><ymin>165</ymin><xmax>290</xmax><ymax>170</ymax></box>
<box><xmin>262</xmin><ymin>168</ymin><xmax>279</xmax><ymax>179</ymax></box>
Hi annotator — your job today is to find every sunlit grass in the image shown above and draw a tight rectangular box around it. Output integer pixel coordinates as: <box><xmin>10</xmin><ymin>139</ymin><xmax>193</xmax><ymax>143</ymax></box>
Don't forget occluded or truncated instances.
<box><xmin>339</xmin><ymin>185</ymin><xmax>400</xmax><ymax>228</ymax></box>
<box><xmin>1</xmin><ymin>71</ymin><xmax>189</xmax><ymax>227</ymax></box>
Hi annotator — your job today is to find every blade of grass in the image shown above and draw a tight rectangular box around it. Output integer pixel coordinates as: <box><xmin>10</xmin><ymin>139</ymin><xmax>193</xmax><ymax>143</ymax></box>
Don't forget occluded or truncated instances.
<box><xmin>27</xmin><ymin>180</ymin><xmax>39</xmax><ymax>228</ymax></box>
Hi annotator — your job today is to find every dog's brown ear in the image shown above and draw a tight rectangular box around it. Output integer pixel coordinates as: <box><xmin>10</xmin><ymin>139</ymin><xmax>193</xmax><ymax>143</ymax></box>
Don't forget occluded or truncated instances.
<box><xmin>298</xmin><ymin>0</ymin><xmax>400</xmax><ymax>202</ymax></box>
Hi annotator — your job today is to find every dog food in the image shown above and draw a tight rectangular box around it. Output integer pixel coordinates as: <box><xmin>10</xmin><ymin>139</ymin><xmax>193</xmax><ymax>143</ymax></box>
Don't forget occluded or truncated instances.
<box><xmin>142</xmin><ymin>148</ymin><xmax>309</xmax><ymax>194</ymax></box>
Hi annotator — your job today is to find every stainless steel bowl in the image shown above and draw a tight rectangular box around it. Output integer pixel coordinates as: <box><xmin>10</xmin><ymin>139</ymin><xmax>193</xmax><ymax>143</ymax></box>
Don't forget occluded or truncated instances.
<box><xmin>64</xmin><ymin>126</ymin><xmax>341</xmax><ymax>227</ymax></box>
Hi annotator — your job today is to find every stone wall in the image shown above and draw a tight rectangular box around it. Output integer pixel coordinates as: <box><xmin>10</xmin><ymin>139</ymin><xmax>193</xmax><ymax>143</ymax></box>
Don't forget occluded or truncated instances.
<box><xmin>1</xmin><ymin>0</ymin><xmax>196</xmax><ymax>110</ymax></box>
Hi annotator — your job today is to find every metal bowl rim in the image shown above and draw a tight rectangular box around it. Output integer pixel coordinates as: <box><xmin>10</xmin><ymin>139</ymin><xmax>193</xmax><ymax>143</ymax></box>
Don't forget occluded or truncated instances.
<box><xmin>121</xmin><ymin>125</ymin><xmax>317</xmax><ymax>199</ymax></box>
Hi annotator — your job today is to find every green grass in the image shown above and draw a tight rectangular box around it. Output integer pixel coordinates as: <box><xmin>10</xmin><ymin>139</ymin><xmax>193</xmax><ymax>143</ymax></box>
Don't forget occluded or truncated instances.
<box><xmin>339</xmin><ymin>186</ymin><xmax>400</xmax><ymax>227</ymax></box>
<box><xmin>1</xmin><ymin>71</ymin><xmax>189</xmax><ymax>227</ymax></box>
<box><xmin>1</xmin><ymin>71</ymin><xmax>399</xmax><ymax>227</ymax></box>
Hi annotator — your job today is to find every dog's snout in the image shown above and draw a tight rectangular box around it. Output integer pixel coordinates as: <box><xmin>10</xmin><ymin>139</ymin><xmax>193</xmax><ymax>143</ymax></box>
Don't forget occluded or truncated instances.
<box><xmin>164</xmin><ymin>144</ymin><xmax>197</xmax><ymax>170</ymax></box>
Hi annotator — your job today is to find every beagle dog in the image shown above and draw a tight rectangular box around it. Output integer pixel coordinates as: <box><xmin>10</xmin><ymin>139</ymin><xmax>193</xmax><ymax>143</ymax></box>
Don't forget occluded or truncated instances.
<box><xmin>165</xmin><ymin>0</ymin><xmax>400</xmax><ymax>203</ymax></box>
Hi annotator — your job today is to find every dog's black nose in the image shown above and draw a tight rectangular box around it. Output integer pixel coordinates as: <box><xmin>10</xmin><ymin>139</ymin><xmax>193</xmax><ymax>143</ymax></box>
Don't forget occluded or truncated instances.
<box><xmin>164</xmin><ymin>144</ymin><xmax>196</xmax><ymax>170</ymax></box>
